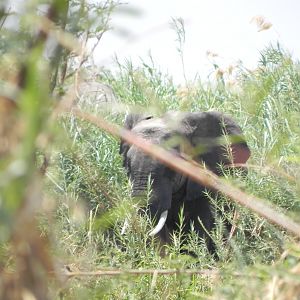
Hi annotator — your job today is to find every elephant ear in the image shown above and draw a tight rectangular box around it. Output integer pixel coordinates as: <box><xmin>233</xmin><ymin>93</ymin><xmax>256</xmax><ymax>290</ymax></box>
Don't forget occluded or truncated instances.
<box><xmin>230</xmin><ymin>143</ymin><xmax>251</xmax><ymax>165</ymax></box>
<box><xmin>119</xmin><ymin>113</ymin><xmax>153</xmax><ymax>168</ymax></box>
<box><xmin>183</xmin><ymin>111</ymin><xmax>250</xmax><ymax>175</ymax></box>
<box><xmin>220</xmin><ymin>113</ymin><xmax>251</xmax><ymax>166</ymax></box>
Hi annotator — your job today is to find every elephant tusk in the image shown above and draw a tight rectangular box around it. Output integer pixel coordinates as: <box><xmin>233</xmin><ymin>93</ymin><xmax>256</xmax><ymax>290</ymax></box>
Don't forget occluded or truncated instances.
<box><xmin>121</xmin><ymin>219</ymin><xmax>129</xmax><ymax>235</ymax></box>
<box><xmin>149</xmin><ymin>210</ymin><xmax>168</xmax><ymax>236</ymax></box>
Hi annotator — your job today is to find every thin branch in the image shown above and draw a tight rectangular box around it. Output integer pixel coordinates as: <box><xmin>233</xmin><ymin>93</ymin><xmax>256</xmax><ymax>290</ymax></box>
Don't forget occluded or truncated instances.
<box><xmin>59</xmin><ymin>108</ymin><xmax>300</xmax><ymax>239</ymax></box>
<box><xmin>0</xmin><ymin>7</ymin><xmax>11</xmax><ymax>30</ymax></box>
<box><xmin>49</xmin><ymin>0</ymin><xmax>70</xmax><ymax>92</ymax></box>
<box><xmin>62</xmin><ymin>267</ymin><xmax>269</xmax><ymax>279</ymax></box>
<box><xmin>64</xmin><ymin>268</ymin><xmax>218</xmax><ymax>278</ymax></box>
<box><xmin>35</xmin><ymin>15</ymin><xmax>82</xmax><ymax>56</ymax></box>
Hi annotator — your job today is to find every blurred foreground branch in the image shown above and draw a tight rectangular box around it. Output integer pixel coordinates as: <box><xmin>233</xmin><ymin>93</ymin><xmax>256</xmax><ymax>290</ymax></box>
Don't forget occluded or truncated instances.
<box><xmin>64</xmin><ymin>268</ymin><xmax>218</xmax><ymax>278</ymax></box>
<box><xmin>67</xmin><ymin>108</ymin><xmax>300</xmax><ymax>239</ymax></box>
<box><xmin>0</xmin><ymin>1</ymin><xmax>70</xmax><ymax>299</ymax></box>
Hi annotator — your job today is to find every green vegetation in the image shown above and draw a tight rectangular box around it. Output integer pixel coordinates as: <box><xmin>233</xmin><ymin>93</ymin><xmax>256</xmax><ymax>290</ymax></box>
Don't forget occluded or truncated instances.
<box><xmin>0</xmin><ymin>1</ymin><xmax>299</xmax><ymax>299</ymax></box>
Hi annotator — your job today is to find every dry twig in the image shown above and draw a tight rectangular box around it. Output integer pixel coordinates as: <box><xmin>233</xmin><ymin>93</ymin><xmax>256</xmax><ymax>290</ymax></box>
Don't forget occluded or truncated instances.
<box><xmin>64</xmin><ymin>268</ymin><xmax>218</xmax><ymax>278</ymax></box>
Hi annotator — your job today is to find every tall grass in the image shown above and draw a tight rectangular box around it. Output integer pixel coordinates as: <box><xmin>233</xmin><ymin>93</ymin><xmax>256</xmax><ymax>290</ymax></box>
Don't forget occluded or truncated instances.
<box><xmin>0</xmin><ymin>1</ymin><xmax>300</xmax><ymax>299</ymax></box>
<box><xmin>51</xmin><ymin>44</ymin><xmax>300</xmax><ymax>299</ymax></box>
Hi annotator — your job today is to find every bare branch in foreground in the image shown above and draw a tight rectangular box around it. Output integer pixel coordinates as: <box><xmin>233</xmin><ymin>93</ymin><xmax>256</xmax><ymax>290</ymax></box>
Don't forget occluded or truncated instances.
<box><xmin>67</xmin><ymin>109</ymin><xmax>300</xmax><ymax>239</ymax></box>
<box><xmin>62</xmin><ymin>267</ymin><xmax>268</xmax><ymax>280</ymax></box>
<box><xmin>64</xmin><ymin>268</ymin><xmax>218</xmax><ymax>278</ymax></box>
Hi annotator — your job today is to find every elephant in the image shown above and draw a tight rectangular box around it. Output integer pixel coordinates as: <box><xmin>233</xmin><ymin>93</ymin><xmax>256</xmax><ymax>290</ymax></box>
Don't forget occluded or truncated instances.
<box><xmin>120</xmin><ymin>111</ymin><xmax>251</xmax><ymax>254</ymax></box>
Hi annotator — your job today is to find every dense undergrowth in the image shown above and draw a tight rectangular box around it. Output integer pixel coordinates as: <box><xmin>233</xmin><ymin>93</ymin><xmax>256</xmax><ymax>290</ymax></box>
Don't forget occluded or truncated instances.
<box><xmin>48</xmin><ymin>44</ymin><xmax>300</xmax><ymax>299</ymax></box>
<box><xmin>1</xmin><ymin>1</ymin><xmax>300</xmax><ymax>299</ymax></box>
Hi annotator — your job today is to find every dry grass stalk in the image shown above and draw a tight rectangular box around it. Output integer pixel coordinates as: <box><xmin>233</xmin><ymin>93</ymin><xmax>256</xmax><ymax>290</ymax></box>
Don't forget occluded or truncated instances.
<box><xmin>64</xmin><ymin>268</ymin><xmax>218</xmax><ymax>278</ymax></box>
<box><xmin>250</xmin><ymin>15</ymin><xmax>273</xmax><ymax>32</ymax></box>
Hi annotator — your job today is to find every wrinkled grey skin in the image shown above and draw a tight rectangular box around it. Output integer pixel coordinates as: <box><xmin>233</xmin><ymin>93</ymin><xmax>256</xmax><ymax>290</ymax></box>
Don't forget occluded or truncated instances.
<box><xmin>120</xmin><ymin>111</ymin><xmax>251</xmax><ymax>253</ymax></box>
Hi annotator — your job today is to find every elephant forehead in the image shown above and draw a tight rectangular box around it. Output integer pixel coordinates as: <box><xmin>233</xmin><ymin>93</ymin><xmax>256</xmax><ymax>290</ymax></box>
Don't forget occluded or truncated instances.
<box><xmin>180</xmin><ymin>112</ymin><xmax>244</xmax><ymax>138</ymax></box>
<box><xmin>132</xmin><ymin>118</ymin><xmax>171</xmax><ymax>138</ymax></box>
<box><xmin>132</xmin><ymin>117</ymin><xmax>165</xmax><ymax>130</ymax></box>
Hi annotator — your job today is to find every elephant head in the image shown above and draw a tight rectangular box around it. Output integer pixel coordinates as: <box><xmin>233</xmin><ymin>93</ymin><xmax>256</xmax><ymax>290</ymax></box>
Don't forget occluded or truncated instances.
<box><xmin>120</xmin><ymin>111</ymin><xmax>251</xmax><ymax>245</ymax></box>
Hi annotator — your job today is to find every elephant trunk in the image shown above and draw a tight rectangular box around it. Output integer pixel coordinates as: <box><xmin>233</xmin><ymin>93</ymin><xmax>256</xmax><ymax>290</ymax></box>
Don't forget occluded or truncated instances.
<box><xmin>130</xmin><ymin>174</ymin><xmax>173</xmax><ymax>237</ymax></box>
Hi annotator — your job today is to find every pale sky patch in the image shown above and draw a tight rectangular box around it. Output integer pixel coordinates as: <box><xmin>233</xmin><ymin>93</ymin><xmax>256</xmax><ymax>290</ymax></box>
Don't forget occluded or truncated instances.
<box><xmin>94</xmin><ymin>0</ymin><xmax>300</xmax><ymax>84</ymax></box>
